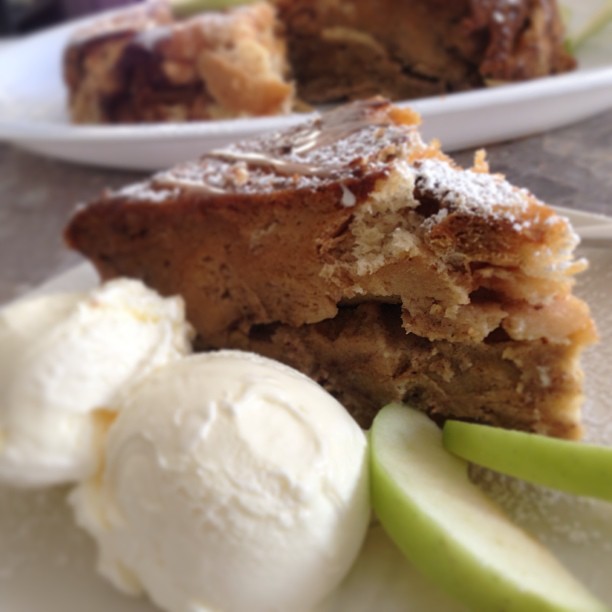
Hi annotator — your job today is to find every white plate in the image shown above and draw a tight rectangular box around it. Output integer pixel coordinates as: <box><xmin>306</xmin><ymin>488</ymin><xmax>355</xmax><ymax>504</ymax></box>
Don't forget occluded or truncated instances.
<box><xmin>1</xmin><ymin>207</ymin><xmax>611</xmax><ymax>611</ymax></box>
<box><xmin>0</xmin><ymin>1</ymin><xmax>612</xmax><ymax>170</ymax></box>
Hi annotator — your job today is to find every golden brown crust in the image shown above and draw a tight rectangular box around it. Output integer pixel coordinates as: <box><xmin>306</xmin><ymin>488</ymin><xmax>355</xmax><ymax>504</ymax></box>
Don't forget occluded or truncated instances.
<box><xmin>65</xmin><ymin>99</ymin><xmax>595</xmax><ymax>438</ymax></box>
<box><xmin>64</xmin><ymin>1</ymin><xmax>294</xmax><ymax>123</ymax></box>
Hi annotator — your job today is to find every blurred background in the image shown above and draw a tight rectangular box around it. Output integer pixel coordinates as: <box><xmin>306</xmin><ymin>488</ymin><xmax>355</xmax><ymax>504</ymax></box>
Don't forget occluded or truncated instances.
<box><xmin>0</xmin><ymin>0</ymin><xmax>134</xmax><ymax>34</ymax></box>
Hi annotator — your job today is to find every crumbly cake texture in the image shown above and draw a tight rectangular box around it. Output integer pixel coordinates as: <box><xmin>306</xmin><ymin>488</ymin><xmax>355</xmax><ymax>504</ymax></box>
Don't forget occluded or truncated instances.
<box><xmin>273</xmin><ymin>0</ymin><xmax>575</xmax><ymax>103</ymax></box>
<box><xmin>63</xmin><ymin>1</ymin><xmax>293</xmax><ymax>123</ymax></box>
<box><xmin>65</xmin><ymin>98</ymin><xmax>596</xmax><ymax>439</ymax></box>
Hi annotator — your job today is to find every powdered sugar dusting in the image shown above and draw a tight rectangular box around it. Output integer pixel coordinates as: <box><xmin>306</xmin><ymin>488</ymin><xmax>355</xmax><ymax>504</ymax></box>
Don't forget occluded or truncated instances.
<box><xmin>114</xmin><ymin>181</ymin><xmax>180</xmax><ymax>204</ymax></box>
<box><xmin>415</xmin><ymin>158</ymin><xmax>533</xmax><ymax>227</ymax></box>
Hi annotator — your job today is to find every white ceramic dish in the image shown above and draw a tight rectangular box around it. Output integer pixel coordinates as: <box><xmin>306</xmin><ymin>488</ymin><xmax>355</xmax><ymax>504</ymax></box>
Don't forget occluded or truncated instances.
<box><xmin>1</xmin><ymin>207</ymin><xmax>611</xmax><ymax>611</ymax></box>
<box><xmin>0</xmin><ymin>1</ymin><xmax>611</xmax><ymax>170</ymax></box>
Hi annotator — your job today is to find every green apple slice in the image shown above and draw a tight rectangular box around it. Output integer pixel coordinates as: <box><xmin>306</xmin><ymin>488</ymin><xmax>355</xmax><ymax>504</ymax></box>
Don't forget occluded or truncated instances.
<box><xmin>569</xmin><ymin>0</ymin><xmax>612</xmax><ymax>52</ymax></box>
<box><xmin>370</xmin><ymin>403</ymin><xmax>607</xmax><ymax>612</ymax></box>
<box><xmin>443</xmin><ymin>420</ymin><xmax>612</xmax><ymax>502</ymax></box>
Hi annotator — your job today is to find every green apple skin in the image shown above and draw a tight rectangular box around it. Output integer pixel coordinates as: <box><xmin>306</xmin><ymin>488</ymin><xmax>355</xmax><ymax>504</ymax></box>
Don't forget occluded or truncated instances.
<box><xmin>370</xmin><ymin>403</ymin><xmax>607</xmax><ymax>612</ymax></box>
<box><xmin>443</xmin><ymin>420</ymin><xmax>612</xmax><ymax>502</ymax></box>
<box><xmin>171</xmin><ymin>0</ymin><xmax>256</xmax><ymax>19</ymax></box>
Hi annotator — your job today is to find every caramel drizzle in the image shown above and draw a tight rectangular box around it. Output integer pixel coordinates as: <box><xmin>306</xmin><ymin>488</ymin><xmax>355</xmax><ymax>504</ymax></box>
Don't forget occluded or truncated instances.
<box><xmin>207</xmin><ymin>150</ymin><xmax>345</xmax><ymax>179</ymax></box>
<box><xmin>207</xmin><ymin>99</ymin><xmax>401</xmax><ymax>179</ymax></box>
<box><xmin>152</xmin><ymin>100</ymin><xmax>409</xmax><ymax>197</ymax></box>
<box><xmin>290</xmin><ymin>98</ymin><xmax>393</xmax><ymax>153</ymax></box>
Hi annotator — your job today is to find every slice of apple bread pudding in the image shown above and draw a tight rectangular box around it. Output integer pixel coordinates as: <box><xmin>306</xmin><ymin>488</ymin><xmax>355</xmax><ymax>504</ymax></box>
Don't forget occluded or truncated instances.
<box><xmin>65</xmin><ymin>98</ymin><xmax>596</xmax><ymax>438</ymax></box>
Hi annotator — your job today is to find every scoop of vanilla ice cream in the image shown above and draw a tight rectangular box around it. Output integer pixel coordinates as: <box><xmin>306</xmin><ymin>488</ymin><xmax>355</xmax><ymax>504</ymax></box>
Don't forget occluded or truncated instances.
<box><xmin>70</xmin><ymin>350</ymin><xmax>370</xmax><ymax>612</ymax></box>
<box><xmin>0</xmin><ymin>279</ymin><xmax>193</xmax><ymax>488</ymax></box>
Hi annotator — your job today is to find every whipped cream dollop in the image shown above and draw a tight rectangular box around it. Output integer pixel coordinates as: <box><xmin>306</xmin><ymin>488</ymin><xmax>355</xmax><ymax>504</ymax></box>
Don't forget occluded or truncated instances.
<box><xmin>70</xmin><ymin>350</ymin><xmax>370</xmax><ymax>612</ymax></box>
<box><xmin>0</xmin><ymin>279</ymin><xmax>193</xmax><ymax>487</ymax></box>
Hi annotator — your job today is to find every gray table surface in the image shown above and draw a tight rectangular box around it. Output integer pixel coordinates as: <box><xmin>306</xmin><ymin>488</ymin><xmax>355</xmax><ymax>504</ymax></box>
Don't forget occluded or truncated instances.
<box><xmin>1</xmin><ymin>108</ymin><xmax>612</xmax><ymax>305</ymax></box>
